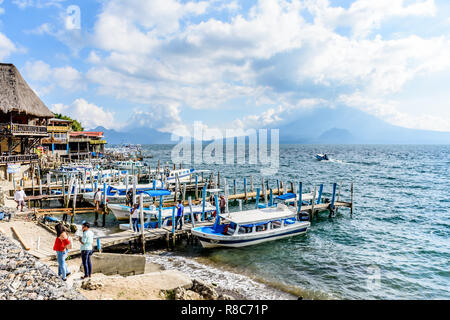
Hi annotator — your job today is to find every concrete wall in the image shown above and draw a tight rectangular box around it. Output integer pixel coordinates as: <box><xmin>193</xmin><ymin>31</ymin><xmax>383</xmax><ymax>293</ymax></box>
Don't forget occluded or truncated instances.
<box><xmin>91</xmin><ymin>253</ymin><xmax>146</xmax><ymax>276</ymax></box>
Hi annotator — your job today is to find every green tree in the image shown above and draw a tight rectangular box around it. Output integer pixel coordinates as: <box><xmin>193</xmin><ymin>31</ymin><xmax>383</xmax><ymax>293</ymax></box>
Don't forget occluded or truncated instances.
<box><xmin>54</xmin><ymin>113</ymin><xmax>84</xmax><ymax>131</ymax></box>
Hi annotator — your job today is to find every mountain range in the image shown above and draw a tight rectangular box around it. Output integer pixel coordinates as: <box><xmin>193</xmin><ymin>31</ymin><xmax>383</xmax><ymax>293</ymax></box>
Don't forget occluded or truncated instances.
<box><xmin>93</xmin><ymin>106</ymin><xmax>450</xmax><ymax>145</ymax></box>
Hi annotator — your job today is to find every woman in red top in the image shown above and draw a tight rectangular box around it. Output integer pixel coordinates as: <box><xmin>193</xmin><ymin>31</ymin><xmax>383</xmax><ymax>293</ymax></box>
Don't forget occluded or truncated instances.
<box><xmin>53</xmin><ymin>224</ymin><xmax>71</xmax><ymax>281</ymax></box>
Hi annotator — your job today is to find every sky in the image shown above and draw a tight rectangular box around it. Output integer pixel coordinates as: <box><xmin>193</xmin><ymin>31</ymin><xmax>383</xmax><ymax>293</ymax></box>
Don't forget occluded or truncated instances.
<box><xmin>0</xmin><ymin>0</ymin><xmax>449</xmax><ymax>136</ymax></box>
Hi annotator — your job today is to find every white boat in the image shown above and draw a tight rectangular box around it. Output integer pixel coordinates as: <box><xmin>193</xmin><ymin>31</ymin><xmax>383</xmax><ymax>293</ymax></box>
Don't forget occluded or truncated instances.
<box><xmin>191</xmin><ymin>204</ymin><xmax>310</xmax><ymax>248</ymax></box>
<box><xmin>114</xmin><ymin>160</ymin><xmax>146</xmax><ymax>170</ymax></box>
<box><xmin>82</xmin><ymin>183</ymin><xmax>166</xmax><ymax>205</ymax></box>
<box><xmin>115</xmin><ymin>201</ymin><xmax>216</xmax><ymax>227</ymax></box>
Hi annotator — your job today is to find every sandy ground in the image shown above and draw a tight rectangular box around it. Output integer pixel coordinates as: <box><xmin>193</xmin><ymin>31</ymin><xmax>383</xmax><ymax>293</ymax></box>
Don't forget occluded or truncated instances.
<box><xmin>44</xmin><ymin>257</ymin><xmax>192</xmax><ymax>300</ymax></box>
<box><xmin>0</xmin><ymin>217</ymin><xmax>82</xmax><ymax>259</ymax></box>
<box><xmin>0</xmin><ymin>219</ymin><xmax>197</xmax><ymax>300</ymax></box>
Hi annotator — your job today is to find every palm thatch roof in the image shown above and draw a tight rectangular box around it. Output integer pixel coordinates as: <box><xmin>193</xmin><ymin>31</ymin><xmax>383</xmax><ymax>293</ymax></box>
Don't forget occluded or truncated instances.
<box><xmin>0</xmin><ymin>63</ymin><xmax>54</xmax><ymax>118</ymax></box>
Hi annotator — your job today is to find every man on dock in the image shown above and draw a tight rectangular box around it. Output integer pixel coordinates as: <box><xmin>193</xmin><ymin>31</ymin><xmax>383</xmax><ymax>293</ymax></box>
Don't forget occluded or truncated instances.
<box><xmin>14</xmin><ymin>187</ymin><xmax>26</xmax><ymax>212</ymax></box>
<box><xmin>79</xmin><ymin>222</ymin><xmax>94</xmax><ymax>279</ymax></box>
<box><xmin>219</xmin><ymin>195</ymin><xmax>226</xmax><ymax>214</ymax></box>
<box><xmin>175</xmin><ymin>200</ymin><xmax>184</xmax><ymax>230</ymax></box>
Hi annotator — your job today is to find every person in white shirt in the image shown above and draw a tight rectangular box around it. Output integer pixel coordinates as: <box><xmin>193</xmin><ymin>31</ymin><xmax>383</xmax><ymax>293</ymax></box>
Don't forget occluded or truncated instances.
<box><xmin>130</xmin><ymin>204</ymin><xmax>140</xmax><ymax>233</ymax></box>
<box><xmin>14</xmin><ymin>187</ymin><xmax>26</xmax><ymax>212</ymax></box>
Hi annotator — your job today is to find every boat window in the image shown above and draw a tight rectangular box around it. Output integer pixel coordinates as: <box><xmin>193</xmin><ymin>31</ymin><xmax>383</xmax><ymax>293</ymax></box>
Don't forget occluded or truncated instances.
<box><xmin>255</xmin><ymin>224</ymin><xmax>268</xmax><ymax>232</ymax></box>
<box><xmin>238</xmin><ymin>226</ymin><xmax>252</xmax><ymax>234</ymax></box>
<box><xmin>272</xmin><ymin>220</ymin><xmax>282</xmax><ymax>229</ymax></box>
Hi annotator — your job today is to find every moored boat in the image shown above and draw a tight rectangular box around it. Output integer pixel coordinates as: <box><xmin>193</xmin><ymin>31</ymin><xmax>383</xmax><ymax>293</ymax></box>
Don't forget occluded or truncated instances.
<box><xmin>191</xmin><ymin>204</ymin><xmax>310</xmax><ymax>248</ymax></box>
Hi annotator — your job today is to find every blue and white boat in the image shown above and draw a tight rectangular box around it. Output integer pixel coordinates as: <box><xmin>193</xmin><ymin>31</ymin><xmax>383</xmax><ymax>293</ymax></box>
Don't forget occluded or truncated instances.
<box><xmin>113</xmin><ymin>200</ymin><xmax>216</xmax><ymax>225</ymax></box>
<box><xmin>82</xmin><ymin>182</ymin><xmax>166</xmax><ymax>205</ymax></box>
<box><xmin>191</xmin><ymin>204</ymin><xmax>310</xmax><ymax>248</ymax></box>
<box><xmin>315</xmin><ymin>154</ymin><xmax>329</xmax><ymax>161</ymax></box>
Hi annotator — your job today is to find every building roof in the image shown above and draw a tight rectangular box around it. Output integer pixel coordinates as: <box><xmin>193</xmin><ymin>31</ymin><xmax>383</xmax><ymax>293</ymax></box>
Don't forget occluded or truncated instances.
<box><xmin>0</xmin><ymin>63</ymin><xmax>54</xmax><ymax>118</ymax></box>
<box><xmin>49</xmin><ymin>118</ymin><xmax>73</xmax><ymax>124</ymax></box>
<box><xmin>70</xmin><ymin>131</ymin><xmax>104</xmax><ymax>137</ymax></box>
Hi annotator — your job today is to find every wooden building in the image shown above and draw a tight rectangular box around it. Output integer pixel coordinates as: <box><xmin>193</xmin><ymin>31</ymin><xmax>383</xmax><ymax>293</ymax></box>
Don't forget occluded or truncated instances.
<box><xmin>69</xmin><ymin>131</ymin><xmax>106</xmax><ymax>160</ymax></box>
<box><xmin>0</xmin><ymin>63</ymin><xmax>53</xmax><ymax>182</ymax></box>
<box><xmin>41</xmin><ymin>118</ymin><xmax>72</xmax><ymax>156</ymax></box>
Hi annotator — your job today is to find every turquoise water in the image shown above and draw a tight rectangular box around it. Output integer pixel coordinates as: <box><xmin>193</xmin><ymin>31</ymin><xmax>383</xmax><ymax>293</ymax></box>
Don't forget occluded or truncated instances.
<box><xmin>140</xmin><ymin>144</ymin><xmax>450</xmax><ymax>299</ymax></box>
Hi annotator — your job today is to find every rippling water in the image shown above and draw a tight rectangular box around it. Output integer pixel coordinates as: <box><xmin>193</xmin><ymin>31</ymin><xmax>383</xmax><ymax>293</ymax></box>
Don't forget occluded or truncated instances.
<box><xmin>139</xmin><ymin>144</ymin><xmax>449</xmax><ymax>300</ymax></box>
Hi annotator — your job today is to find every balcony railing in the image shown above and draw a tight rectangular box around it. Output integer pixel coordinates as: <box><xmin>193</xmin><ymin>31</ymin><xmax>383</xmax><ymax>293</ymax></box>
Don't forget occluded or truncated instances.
<box><xmin>47</xmin><ymin>125</ymin><xmax>70</xmax><ymax>133</ymax></box>
<box><xmin>0</xmin><ymin>123</ymin><xmax>48</xmax><ymax>136</ymax></box>
<box><xmin>42</xmin><ymin>138</ymin><xmax>68</xmax><ymax>144</ymax></box>
<box><xmin>0</xmin><ymin>154</ymin><xmax>39</xmax><ymax>164</ymax></box>
<box><xmin>90</xmin><ymin>139</ymin><xmax>107</xmax><ymax>145</ymax></box>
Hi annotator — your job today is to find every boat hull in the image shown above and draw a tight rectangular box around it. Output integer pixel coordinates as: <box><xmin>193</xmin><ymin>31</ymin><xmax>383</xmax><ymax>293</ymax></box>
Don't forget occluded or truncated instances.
<box><xmin>192</xmin><ymin>223</ymin><xmax>310</xmax><ymax>248</ymax></box>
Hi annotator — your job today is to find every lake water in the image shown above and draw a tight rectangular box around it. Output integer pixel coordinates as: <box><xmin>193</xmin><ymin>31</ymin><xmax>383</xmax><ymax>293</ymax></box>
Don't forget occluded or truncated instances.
<box><xmin>72</xmin><ymin>144</ymin><xmax>449</xmax><ymax>299</ymax></box>
<box><xmin>138</xmin><ymin>144</ymin><xmax>450</xmax><ymax>300</ymax></box>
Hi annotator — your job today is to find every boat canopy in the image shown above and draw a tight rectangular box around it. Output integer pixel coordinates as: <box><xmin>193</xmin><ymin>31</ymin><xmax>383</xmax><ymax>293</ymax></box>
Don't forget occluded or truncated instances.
<box><xmin>142</xmin><ymin>190</ymin><xmax>171</xmax><ymax>197</ymax></box>
<box><xmin>220</xmin><ymin>206</ymin><xmax>296</xmax><ymax>225</ymax></box>
<box><xmin>275</xmin><ymin>193</ymin><xmax>296</xmax><ymax>200</ymax></box>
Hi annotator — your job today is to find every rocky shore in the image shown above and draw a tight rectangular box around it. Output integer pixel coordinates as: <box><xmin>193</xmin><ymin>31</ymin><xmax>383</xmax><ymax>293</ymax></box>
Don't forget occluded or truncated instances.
<box><xmin>0</xmin><ymin>232</ymin><xmax>85</xmax><ymax>300</ymax></box>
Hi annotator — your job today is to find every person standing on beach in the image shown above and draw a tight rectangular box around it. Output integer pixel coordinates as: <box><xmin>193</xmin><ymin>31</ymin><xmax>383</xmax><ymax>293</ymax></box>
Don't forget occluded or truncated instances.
<box><xmin>14</xmin><ymin>187</ymin><xmax>26</xmax><ymax>212</ymax></box>
<box><xmin>53</xmin><ymin>224</ymin><xmax>71</xmax><ymax>281</ymax></box>
<box><xmin>79</xmin><ymin>222</ymin><xmax>94</xmax><ymax>279</ymax></box>
<box><xmin>175</xmin><ymin>200</ymin><xmax>184</xmax><ymax>230</ymax></box>
<box><xmin>130</xmin><ymin>204</ymin><xmax>140</xmax><ymax>233</ymax></box>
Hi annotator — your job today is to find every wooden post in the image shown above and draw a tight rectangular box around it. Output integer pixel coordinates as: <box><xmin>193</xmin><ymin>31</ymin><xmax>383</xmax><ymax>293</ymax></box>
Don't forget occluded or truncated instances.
<box><xmin>202</xmin><ymin>185</ymin><xmax>207</xmax><ymax>221</ymax></box>
<box><xmin>233</xmin><ymin>179</ymin><xmax>237</xmax><ymax>196</ymax></box>
<box><xmin>250</xmin><ymin>175</ymin><xmax>254</xmax><ymax>193</ymax></box>
<box><xmin>188</xmin><ymin>196</ymin><xmax>195</xmax><ymax>227</ymax></box>
<box><xmin>182</xmin><ymin>183</ymin><xmax>187</xmax><ymax>202</ymax></box>
<box><xmin>255</xmin><ymin>188</ymin><xmax>260</xmax><ymax>209</ymax></box>
<box><xmin>297</xmin><ymin>182</ymin><xmax>303</xmax><ymax>214</ymax></box>
<box><xmin>336</xmin><ymin>182</ymin><xmax>342</xmax><ymax>214</ymax></box>
<box><xmin>317</xmin><ymin>184</ymin><xmax>324</xmax><ymax>204</ymax></box>
<box><xmin>174</xmin><ymin>173</ymin><xmax>179</xmax><ymax>203</ymax></box>
<box><xmin>31</xmin><ymin>164</ymin><xmax>35</xmax><ymax>196</ymax></box>
<box><xmin>195</xmin><ymin>175</ymin><xmax>199</xmax><ymax>200</ymax></box>
<box><xmin>311</xmin><ymin>185</ymin><xmax>316</xmax><ymax>220</ymax></box>
<box><xmin>224</xmin><ymin>178</ymin><xmax>229</xmax><ymax>213</ymax></box>
<box><xmin>47</xmin><ymin>173</ymin><xmax>51</xmax><ymax>195</ymax></box>
<box><xmin>290</xmin><ymin>182</ymin><xmax>294</xmax><ymax>194</ymax></box>
<box><xmin>11</xmin><ymin>227</ymin><xmax>30</xmax><ymax>251</ymax></box>
<box><xmin>139</xmin><ymin>193</ymin><xmax>145</xmax><ymax>254</ymax></box>
<box><xmin>217</xmin><ymin>172</ymin><xmax>220</xmax><ymax>189</ymax></box>
<box><xmin>158</xmin><ymin>195</ymin><xmax>163</xmax><ymax>228</ymax></box>
<box><xmin>72</xmin><ymin>179</ymin><xmax>79</xmax><ymax>224</ymax></box>
<box><xmin>132</xmin><ymin>175</ymin><xmax>137</xmax><ymax>205</ymax></box>
<box><xmin>350</xmin><ymin>183</ymin><xmax>354</xmax><ymax>217</ymax></box>
<box><xmin>244</xmin><ymin>178</ymin><xmax>247</xmax><ymax>201</ymax></box>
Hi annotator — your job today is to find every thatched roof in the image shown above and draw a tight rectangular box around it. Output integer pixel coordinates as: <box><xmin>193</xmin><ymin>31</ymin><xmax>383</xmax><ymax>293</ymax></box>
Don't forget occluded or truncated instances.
<box><xmin>0</xmin><ymin>63</ymin><xmax>54</xmax><ymax>118</ymax></box>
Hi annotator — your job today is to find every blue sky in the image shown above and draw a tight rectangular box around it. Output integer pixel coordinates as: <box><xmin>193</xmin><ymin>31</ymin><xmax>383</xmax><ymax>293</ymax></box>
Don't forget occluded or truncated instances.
<box><xmin>0</xmin><ymin>0</ymin><xmax>449</xmax><ymax>135</ymax></box>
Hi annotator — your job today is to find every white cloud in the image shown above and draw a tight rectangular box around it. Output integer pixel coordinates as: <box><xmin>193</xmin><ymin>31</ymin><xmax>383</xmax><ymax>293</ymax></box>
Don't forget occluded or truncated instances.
<box><xmin>24</xmin><ymin>60</ymin><xmax>85</xmax><ymax>93</ymax></box>
<box><xmin>0</xmin><ymin>33</ymin><xmax>16</xmax><ymax>60</ymax></box>
<box><xmin>36</xmin><ymin>0</ymin><xmax>450</xmax><ymax>132</ymax></box>
<box><xmin>51</xmin><ymin>99</ymin><xmax>117</xmax><ymax>130</ymax></box>
<box><xmin>338</xmin><ymin>92</ymin><xmax>450</xmax><ymax>132</ymax></box>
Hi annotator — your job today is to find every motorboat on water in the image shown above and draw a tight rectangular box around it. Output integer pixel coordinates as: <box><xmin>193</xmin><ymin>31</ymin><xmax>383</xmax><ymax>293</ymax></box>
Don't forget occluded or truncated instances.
<box><xmin>191</xmin><ymin>204</ymin><xmax>310</xmax><ymax>248</ymax></box>
<box><xmin>316</xmin><ymin>154</ymin><xmax>329</xmax><ymax>161</ymax></box>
